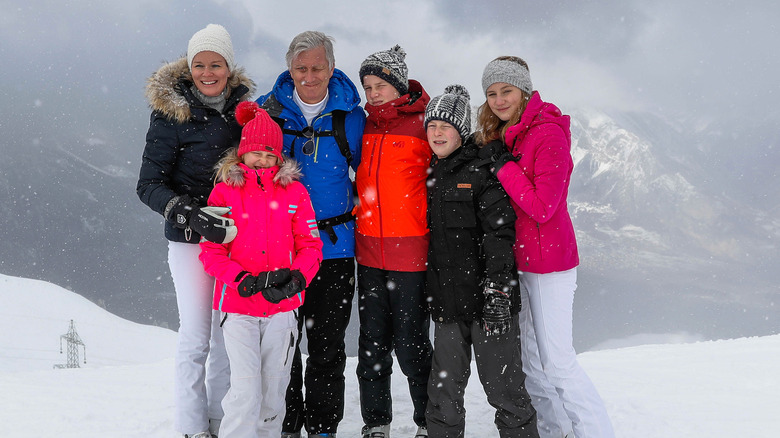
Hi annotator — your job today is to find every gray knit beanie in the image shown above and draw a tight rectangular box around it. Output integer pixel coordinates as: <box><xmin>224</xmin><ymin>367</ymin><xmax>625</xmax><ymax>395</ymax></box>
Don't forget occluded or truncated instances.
<box><xmin>359</xmin><ymin>45</ymin><xmax>409</xmax><ymax>96</ymax></box>
<box><xmin>481</xmin><ymin>58</ymin><xmax>533</xmax><ymax>96</ymax></box>
<box><xmin>425</xmin><ymin>84</ymin><xmax>472</xmax><ymax>140</ymax></box>
<box><xmin>187</xmin><ymin>24</ymin><xmax>235</xmax><ymax>72</ymax></box>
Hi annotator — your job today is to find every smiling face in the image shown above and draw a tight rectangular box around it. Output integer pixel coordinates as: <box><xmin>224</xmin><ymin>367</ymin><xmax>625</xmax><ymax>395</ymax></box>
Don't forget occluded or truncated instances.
<box><xmin>362</xmin><ymin>74</ymin><xmax>400</xmax><ymax>107</ymax></box>
<box><xmin>426</xmin><ymin>120</ymin><xmax>462</xmax><ymax>159</ymax></box>
<box><xmin>242</xmin><ymin>150</ymin><xmax>279</xmax><ymax>169</ymax></box>
<box><xmin>289</xmin><ymin>46</ymin><xmax>334</xmax><ymax>104</ymax></box>
<box><xmin>190</xmin><ymin>51</ymin><xmax>230</xmax><ymax>97</ymax></box>
<box><xmin>486</xmin><ymin>82</ymin><xmax>526</xmax><ymax>122</ymax></box>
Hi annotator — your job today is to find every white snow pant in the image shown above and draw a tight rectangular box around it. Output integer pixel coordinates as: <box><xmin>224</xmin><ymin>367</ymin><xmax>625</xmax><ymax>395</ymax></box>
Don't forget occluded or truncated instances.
<box><xmin>220</xmin><ymin>311</ymin><xmax>298</xmax><ymax>438</ymax></box>
<box><xmin>518</xmin><ymin>268</ymin><xmax>614</xmax><ymax>438</ymax></box>
<box><xmin>169</xmin><ymin>241</ymin><xmax>230</xmax><ymax>436</ymax></box>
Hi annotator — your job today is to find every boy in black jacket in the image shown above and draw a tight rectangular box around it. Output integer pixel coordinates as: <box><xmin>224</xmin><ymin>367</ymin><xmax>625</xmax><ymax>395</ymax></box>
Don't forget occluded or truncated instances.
<box><xmin>423</xmin><ymin>85</ymin><xmax>539</xmax><ymax>438</ymax></box>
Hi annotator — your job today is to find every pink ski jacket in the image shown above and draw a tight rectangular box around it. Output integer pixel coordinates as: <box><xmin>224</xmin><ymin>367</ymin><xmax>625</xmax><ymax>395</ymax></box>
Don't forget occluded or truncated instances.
<box><xmin>496</xmin><ymin>91</ymin><xmax>579</xmax><ymax>274</ymax></box>
<box><xmin>200</xmin><ymin>160</ymin><xmax>323</xmax><ymax>317</ymax></box>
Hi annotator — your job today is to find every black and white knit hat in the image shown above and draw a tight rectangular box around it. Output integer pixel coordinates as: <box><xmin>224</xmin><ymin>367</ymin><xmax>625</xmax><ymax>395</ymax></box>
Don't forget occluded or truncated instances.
<box><xmin>425</xmin><ymin>84</ymin><xmax>472</xmax><ymax>140</ymax></box>
<box><xmin>481</xmin><ymin>58</ymin><xmax>533</xmax><ymax>96</ymax></box>
<box><xmin>359</xmin><ymin>45</ymin><xmax>409</xmax><ymax>96</ymax></box>
<box><xmin>187</xmin><ymin>24</ymin><xmax>235</xmax><ymax>72</ymax></box>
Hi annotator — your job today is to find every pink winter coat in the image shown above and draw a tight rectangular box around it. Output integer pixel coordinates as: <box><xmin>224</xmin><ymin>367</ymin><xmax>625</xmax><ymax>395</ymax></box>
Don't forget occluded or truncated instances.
<box><xmin>496</xmin><ymin>91</ymin><xmax>579</xmax><ymax>274</ymax></box>
<box><xmin>199</xmin><ymin>160</ymin><xmax>323</xmax><ymax>317</ymax></box>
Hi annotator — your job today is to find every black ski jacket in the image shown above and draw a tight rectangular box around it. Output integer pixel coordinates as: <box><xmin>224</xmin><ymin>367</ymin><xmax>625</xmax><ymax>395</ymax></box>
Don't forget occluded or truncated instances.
<box><xmin>426</xmin><ymin>137</ymin><xmax>520</xmax><ymax>323</ymax></box>
<box><xmin>136</xmin><ymin>57</ymin><xmax>254</xmax><ymax>243</ymax></box>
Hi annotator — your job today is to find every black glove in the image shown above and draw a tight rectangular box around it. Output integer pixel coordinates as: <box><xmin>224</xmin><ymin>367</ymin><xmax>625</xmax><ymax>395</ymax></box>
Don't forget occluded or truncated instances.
<box><xmin>482</xmin><ymin>282</ymin><xmax>512</xmax><ymax>336</ymax></box>
<box><xmin>262</xmin><ymin>270</ymin><xmax>306</xmax><ymax>304</ymax></box>
<box><xmin>165</xmin><ymin>195</ymin><xmax>237</xmax><ymax>244</ymax></box>
<box><xmin>480</xmin><ymin>139</ymin><xmax>516</xmax><ymax>175</ymax></box>
<box><xmin>237</xmin><ymin>268</ymin><xmax>292</xmax><ymax>298</ymax></box>
<box><xmin>165</xmin><ymin>194</ymin><xmax>198</xmax><ymax>229</ymax></box>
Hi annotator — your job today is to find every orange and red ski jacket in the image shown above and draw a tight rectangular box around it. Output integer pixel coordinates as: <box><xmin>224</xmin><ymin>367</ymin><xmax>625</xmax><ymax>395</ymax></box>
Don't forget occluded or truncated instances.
<box><xmin>354</xmin><ymin>80</ymin><xmax>431</xmax><ymax>272</ymax></box>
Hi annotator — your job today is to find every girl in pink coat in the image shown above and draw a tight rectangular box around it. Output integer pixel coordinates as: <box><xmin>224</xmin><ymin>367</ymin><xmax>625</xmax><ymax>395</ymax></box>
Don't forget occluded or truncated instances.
<box><xmin>200</xmin><ymin>101</ymin><xmax>322</xmax><ymax>438</ymax></box>
<box><xmin>477</xmin><ymin>56</ymin><xmax>614</xmax><ymax>438</ymax></box>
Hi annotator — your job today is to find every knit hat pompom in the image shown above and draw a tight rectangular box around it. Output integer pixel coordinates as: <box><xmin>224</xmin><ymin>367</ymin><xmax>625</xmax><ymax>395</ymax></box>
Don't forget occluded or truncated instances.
<box><xmin>425</xmin><ymin>84</ymin><xmax>472</xmax><ymax>140</ymax></box>
<box><xmin>359</xmin><ymin>44</ymin><xmax>409</xmax><ymax>96</ymax></box>
<box><xmin>235</xmin><ymin>101</ymin><xmax>284</xmax><ymax>161</ymax></box>
<box><xmin>236</xmin><ymin>101</ymin><xmax>260</xmax><ymax>127</ymax></box>
<box><xmin>444</xmin><ymin>84</ymin><xmax>469</xmax><ymax>101</ymax></box>
<box><xmin>187</xmin><ymin>24</ymin><xmax>235</xmax><ymax>72</ymax></box>
<box><xmin>481</xmin><ymin>57</ymin><xmax>533</xmax><ymax>96</ymax></box>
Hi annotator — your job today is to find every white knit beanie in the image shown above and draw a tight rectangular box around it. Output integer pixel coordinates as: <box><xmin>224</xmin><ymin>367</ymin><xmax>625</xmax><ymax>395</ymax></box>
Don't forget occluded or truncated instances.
<box><xmin>187</xmin><ymin>24</ymin><xmax>235</xmax><ymax>72</ymax></box>
<box><xmin>481</xmin><ymin>58</ymin><xmax>533</xmax><ymax>96</ymax></box>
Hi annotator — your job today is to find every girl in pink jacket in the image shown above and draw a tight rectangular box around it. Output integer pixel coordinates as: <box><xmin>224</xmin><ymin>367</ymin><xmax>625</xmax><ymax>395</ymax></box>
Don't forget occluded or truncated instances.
<box><xmin>477</xmin><ymin>56</ymin><xmax>614</xmax><ymax>438</ymax></box>
<box><xmin>199</xmin><ymin>102</ymin><xmax>322</xmax><ymax>438</ymax></box>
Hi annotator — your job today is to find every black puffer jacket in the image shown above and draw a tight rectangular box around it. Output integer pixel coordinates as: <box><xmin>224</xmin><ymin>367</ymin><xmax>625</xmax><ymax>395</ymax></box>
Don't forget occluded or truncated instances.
<box><xmin>136</xmin><ymin>57</ymin><xmax>254</xmax><ymax>243</ymax></box>
<box><xmin>426</xmin><ymin>137</ymin><xmax>520</xmax><ymax>323</ymax></box>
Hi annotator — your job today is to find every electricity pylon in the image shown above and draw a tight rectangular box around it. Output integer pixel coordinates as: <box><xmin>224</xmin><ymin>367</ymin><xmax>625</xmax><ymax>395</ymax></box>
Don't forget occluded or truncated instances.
<box><xmin>54</xmin><ymin>319</ymin><xmax>86</xmax><ymax>369</ymax></box>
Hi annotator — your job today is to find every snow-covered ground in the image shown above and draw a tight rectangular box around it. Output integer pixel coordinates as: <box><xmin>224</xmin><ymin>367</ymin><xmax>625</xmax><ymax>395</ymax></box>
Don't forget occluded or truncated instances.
<box><xmin>1</xmin><ymin>273</ymin><xmax>777</xmax><ymax>437</ymax></box>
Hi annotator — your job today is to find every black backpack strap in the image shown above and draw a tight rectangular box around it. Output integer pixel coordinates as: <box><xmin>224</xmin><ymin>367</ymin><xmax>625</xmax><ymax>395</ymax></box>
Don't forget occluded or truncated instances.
<box><xmin>316</xmin><ymin>211</ymin><xmax>355</xmax><ymax>244</ymax></box>
<box><xmin>330</xmin><ymin>110</ymin><xmax>352</xmax><ymax>166</ymax></box>
<box><xmin>262</xmin><ymin>95</ymin><xmax>352</xmax><ymax>165</ymax></box>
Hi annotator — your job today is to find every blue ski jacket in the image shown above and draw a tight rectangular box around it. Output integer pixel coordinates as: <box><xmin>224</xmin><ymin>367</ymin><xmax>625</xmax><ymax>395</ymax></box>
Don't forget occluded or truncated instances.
<box><xmin>256</xmin><ymin>68</ymin><xmax>365</xmax><ymax>259</ymax></box>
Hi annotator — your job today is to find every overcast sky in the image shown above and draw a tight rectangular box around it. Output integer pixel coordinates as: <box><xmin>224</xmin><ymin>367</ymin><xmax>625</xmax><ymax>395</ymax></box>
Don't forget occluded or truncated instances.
<box><xmin>3</xmin><ymin>0</ymin><xmax>778</xmax><ymax>136</ymax></box>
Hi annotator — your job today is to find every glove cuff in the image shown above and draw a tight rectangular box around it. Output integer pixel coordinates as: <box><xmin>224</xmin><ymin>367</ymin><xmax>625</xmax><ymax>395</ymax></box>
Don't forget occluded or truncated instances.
<box><xmin>484</xmin><ymin>281</ymin><xmax>509</xmax><ymax>295</ymax></box>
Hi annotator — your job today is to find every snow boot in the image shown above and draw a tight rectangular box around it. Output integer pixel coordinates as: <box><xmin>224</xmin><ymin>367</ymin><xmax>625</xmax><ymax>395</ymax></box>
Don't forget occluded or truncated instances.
<box><xmin>209</xmin><ymin>418</ymin><xmax>221</xmax><ymax>438</ymax></box>
<box><xmin>414</xmin><ymin>425</ymin><xmax>427</xmax><ymax>437</ymax></box>
<box><xmin>361</xmin><ymin>424</ymin><xmax>390</xmax><ymax>438</ymax></box>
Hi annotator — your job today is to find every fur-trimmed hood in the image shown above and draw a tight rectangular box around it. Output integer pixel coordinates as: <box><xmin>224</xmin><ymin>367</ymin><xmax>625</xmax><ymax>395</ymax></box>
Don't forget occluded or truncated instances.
<box><xmin>224</xmin><ymin>159</ymin><xmax>303</xmax><ymax>188</ymax></box>
<box><xmin>145</xmin><ymin>57</ymin><xmax>255</xmax><ymax>124</ymax></box>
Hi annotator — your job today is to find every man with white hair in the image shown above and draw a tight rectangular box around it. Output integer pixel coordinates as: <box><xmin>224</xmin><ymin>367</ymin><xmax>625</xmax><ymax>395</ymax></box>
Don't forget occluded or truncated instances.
<box><xmin>257</xmin><ymin>30</ymin><xmax>366</xmax><ymax>438</ymax></box>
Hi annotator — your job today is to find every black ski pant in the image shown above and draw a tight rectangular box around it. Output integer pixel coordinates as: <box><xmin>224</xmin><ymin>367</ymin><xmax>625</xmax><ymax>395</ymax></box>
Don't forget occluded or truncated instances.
<box><xmin>356</xmin><ymin>265</ymin><xmax>433</xmax><ymax>428</ymax></box>
<box><xmin>282</xmin><ymin>257</ymin><xmax>356</xmax><ymax>435</ymax></box>
<box><xmin>426</xmin><ymin>317</ymin><xmax>539</xmax><ymax>438</ymax></box>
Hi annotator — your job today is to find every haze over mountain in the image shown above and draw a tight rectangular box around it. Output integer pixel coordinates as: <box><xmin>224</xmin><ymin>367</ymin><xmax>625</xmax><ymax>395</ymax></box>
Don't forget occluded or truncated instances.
<box><xmin>1</xmin><ymin>1</ymin><xmax>778</xmax><ymax>351</ymax></box>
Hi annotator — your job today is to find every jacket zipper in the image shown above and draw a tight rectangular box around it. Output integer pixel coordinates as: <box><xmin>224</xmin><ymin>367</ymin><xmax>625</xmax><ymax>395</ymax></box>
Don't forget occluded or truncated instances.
<box><xmin>374</xmin><ymin>134</ymin><xmax>386</xmax><ymax>266</ymax></box>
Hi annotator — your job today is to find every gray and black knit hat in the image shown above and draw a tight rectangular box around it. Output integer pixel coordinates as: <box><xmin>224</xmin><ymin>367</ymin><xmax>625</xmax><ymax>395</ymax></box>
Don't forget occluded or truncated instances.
<box><xmin>425</xmin><ymin>84</ymin><xmax>471</xmax><ymax>140</ymax></box>
<box><xmin>481</xmin><ymin>58</ymin><xmax>533</xmax><ymax>96</ymax></box>
<box><xmin>359</xmin><ymin>45</ymin><xmax>409</xmax><ymax>96</ymax></box>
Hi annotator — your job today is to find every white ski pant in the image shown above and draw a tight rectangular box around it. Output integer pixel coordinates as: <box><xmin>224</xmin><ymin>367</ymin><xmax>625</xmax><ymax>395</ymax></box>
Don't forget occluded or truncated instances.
<box><xmin>518</xmin><ymin>268</ymin><xmax>614</xmax><ymax>438</ymax></box>
<box><xmin>220</xmin><ymin>311</ymin><xmax>298</xmax><ymax>438</ymax></box>
<box><xmin>169</xmin><ymin>241</ymin><xmax>230</xmax><ymax>436</ymax></box>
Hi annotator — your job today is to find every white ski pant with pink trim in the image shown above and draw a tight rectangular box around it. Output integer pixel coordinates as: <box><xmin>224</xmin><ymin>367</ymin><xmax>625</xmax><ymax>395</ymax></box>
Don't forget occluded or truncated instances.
<box><xmin>220</xmin><ymin>311</ymin><xmax>298</xmax><ymax>438</ymax></box>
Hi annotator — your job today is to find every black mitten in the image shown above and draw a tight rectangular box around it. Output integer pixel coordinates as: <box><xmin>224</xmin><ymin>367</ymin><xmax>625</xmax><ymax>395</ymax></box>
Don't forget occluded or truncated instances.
<box><xmin>189</xmin><ymin>206</ymin><xmax>237</xmax><ymax>244</ymax></box>
<box><xmin>482</xmin><ymin>282</ymin><xmax>512</xmax><ymax>336</ymax></box>
<box><xmin>237</xmin><ymin>268</ymin><xmax>292</xmax><ymax>298</ymax></box>
<box><xmin>262</xmin><ymin>270</ymin><xmax>306</xmax><ymax>304</ymax></box>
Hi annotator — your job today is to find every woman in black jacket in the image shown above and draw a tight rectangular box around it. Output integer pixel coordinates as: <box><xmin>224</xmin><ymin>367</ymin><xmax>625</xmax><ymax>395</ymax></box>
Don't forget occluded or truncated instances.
<box><xmin>423</xmin><ymin>85</ymin><xmax>538</xmax><ymax>438</ymax></box>
<box><xmin>136</xmin><ymin>24</ymin><xmax>254</xmax><ymax>438</ymax></box>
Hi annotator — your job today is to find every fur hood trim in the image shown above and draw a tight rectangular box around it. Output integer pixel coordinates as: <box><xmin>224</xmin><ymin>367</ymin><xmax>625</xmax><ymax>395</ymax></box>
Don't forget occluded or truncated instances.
<box><xmin>224</xmin><ymin>158</ymin><xmax>303</xmax><ymax>188</ymax></box>
<box><xmin>145</xmin><ymin>57</ymin><xmax>256</xmax><ymax>124</ymax></box>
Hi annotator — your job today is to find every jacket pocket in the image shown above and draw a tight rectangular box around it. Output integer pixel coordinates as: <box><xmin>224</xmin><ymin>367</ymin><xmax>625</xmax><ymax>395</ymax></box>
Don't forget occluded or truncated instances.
<box><xmin>443</xmin><ymin>188</ymin><xmax>476</xmax><ymax>229</ymax></box>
